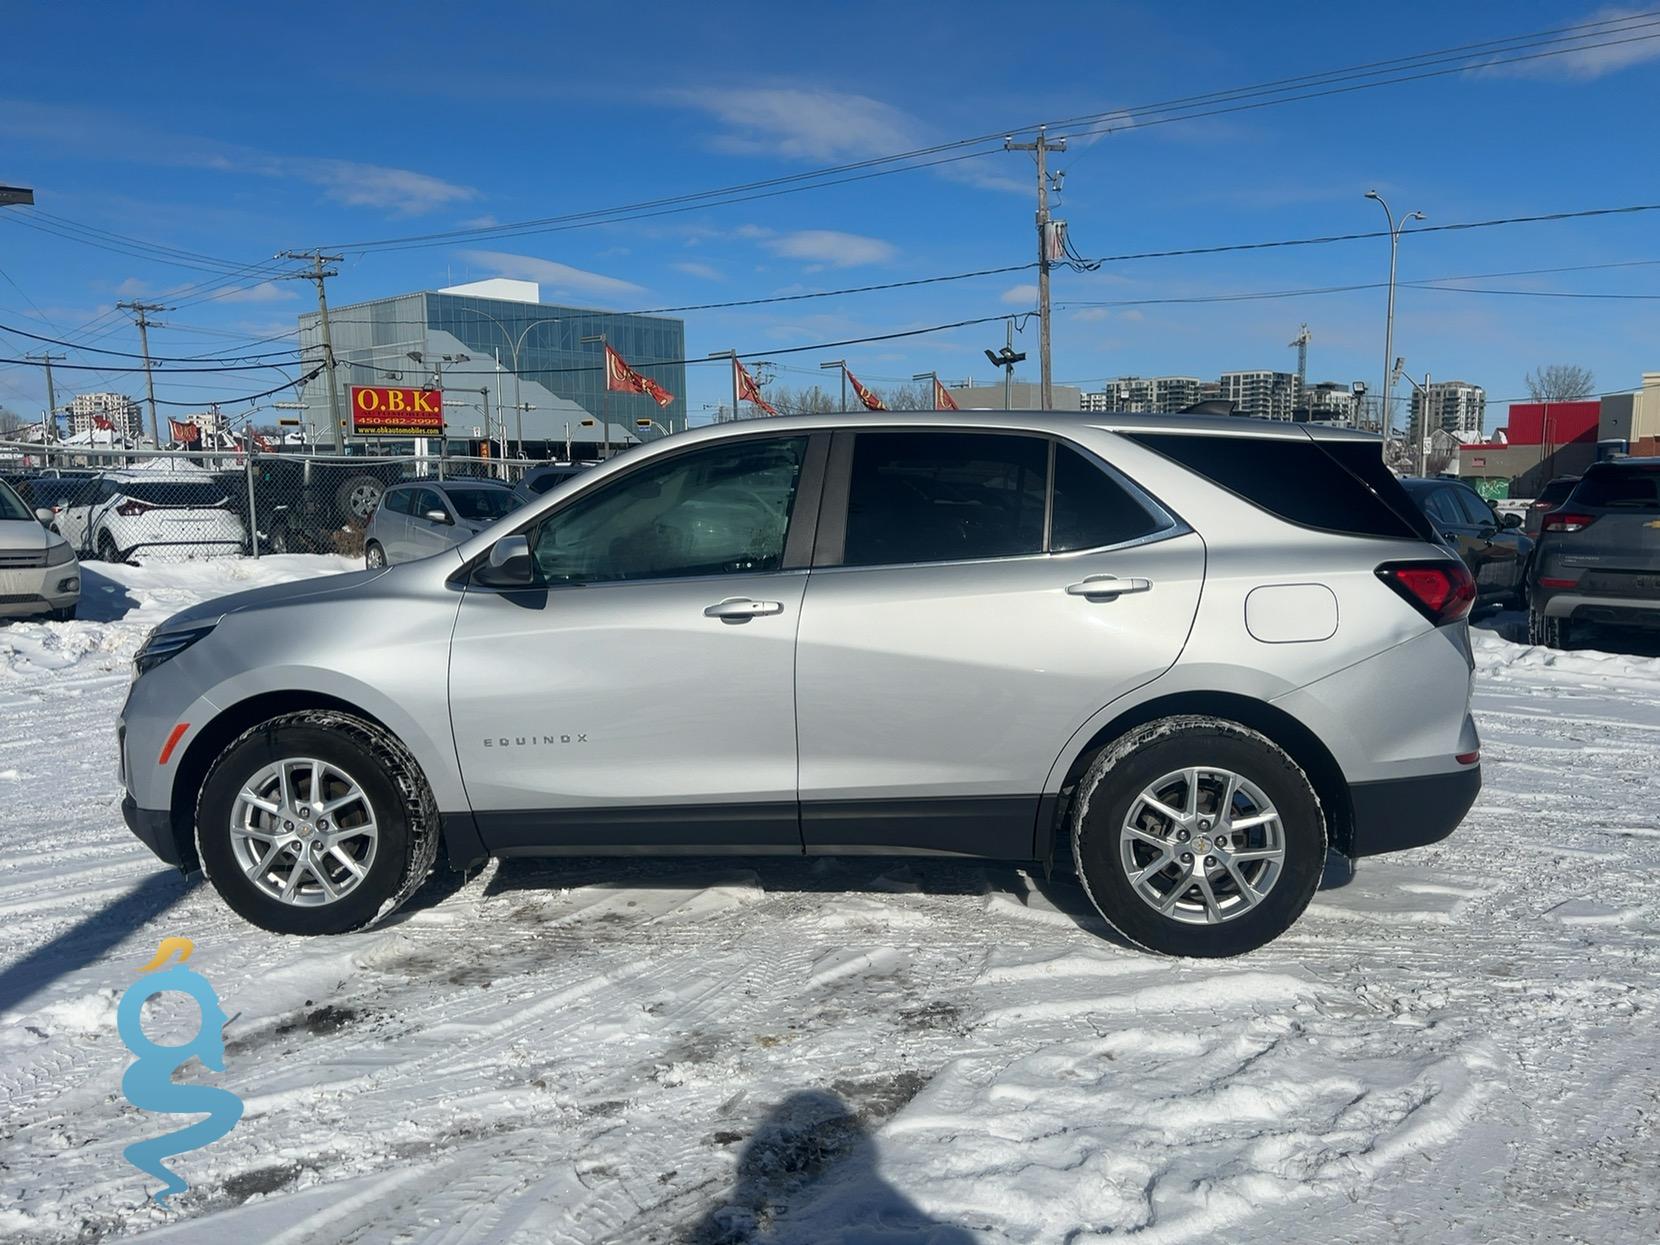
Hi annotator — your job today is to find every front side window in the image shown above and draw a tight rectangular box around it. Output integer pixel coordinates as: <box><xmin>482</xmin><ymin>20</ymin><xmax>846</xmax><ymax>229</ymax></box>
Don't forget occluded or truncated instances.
<box><xmin>0</xmin><ymin>480</ymin><xmax>29</xmax><ymax>522</ymax></box>
<box><xmin>1450</xmin><ymin>486</ymin><xmax>1496</xmax><ymax>527</ymax></box>
<box><xmin>1422</xmin><ymin>489</ymin><xmax>1462</xmax><ymax>527</ymax></box>
<box><xmin>531</xmin><ymin>436</ymin><xmax>807</xmax><ymax>584</ymax></box>
<box><xmin>413</xmin><ymin>489</ymin><xmax>447</xmax><ymax>520</ymax></box>
<box><xmin>843</xmin><ymin>431</ymin><xmax>1046</xmax><ymax>566</ymax></box>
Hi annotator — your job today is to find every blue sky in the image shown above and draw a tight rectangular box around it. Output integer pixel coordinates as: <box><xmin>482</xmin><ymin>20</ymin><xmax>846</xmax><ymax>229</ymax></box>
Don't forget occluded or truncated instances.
<box><xmin>2</xmin><ymin>0</ymin><xmax>1658</xmax><ymax>431</ymax></box>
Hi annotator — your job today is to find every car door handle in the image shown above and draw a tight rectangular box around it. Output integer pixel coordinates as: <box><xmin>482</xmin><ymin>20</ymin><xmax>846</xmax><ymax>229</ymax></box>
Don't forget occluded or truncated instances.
<box><xmin>1065</xmin><ymin>575</ymin><xmax>1152</xmax><ymax>598</ymax></box>
<box><xmin>704</xmin><ymin>597</ymin><xmax>784</xmax><ymax>620</ymax></box>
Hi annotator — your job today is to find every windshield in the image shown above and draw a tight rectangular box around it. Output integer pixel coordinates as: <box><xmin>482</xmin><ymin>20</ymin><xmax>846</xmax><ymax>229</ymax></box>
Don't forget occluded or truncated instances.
<box><xmin>0</xmin><ymin>480</ymin><xmax>31</xmax><ymax>522</ymax></box>
<box><xmin>1572</xmin><ymin>464</ymin><xmax>1660</xmax><ymax>510</ymax></box>
<box><xmin>447</xmin><ymin>488</ymin><xmax>518</xmax><ymax>522</ymax></box>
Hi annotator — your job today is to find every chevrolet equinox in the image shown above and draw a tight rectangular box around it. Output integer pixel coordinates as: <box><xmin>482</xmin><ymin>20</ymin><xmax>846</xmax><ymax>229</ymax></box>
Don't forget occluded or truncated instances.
<box><xmin>119</xmin><ymin>413</ymin><xmax>1482</xmax><ymax>956</ymax></box>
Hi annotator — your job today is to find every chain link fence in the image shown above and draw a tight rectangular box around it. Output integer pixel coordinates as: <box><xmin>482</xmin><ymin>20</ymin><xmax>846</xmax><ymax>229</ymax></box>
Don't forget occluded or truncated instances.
<box><xmin>0</xmin><ymin>440</ymin><xmax>576</xmax><ymax>563</ymax></box>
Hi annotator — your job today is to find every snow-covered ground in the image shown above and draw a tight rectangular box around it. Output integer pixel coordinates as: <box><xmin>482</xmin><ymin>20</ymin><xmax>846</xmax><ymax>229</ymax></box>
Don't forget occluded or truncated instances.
<box><xmin>2</xmin><ymin>559</ymin><xmax>1657</xmax><ymax>1244</ymax></box>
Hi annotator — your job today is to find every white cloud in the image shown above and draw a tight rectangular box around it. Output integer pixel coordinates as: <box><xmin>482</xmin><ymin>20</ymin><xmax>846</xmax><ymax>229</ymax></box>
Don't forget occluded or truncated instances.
<box><xmin>673</xmin><ymin>260</ymin><xmax>724</xmax><ymax>281</ymax></box>
<box><xmin>216</xmin><ymin>281</ymin><xmax>299</xmax><ymax>304</ymax></box>
<box><xmin>454</xmin><ymin>250</ymin><xmax>646</xmax><ymax>304</ymax></box>
<box><xmin>1071</xmin><ymin>307</ymin><xmax>1113</xmax><ymax>322</ymax></box>
<box><xmin>760</xmin><ymin>229</ymin><xmax>895</xmax><ymax>268</ymax></box>
<box><xmin>1001</xmin><ymin>283</ymin><xmax>1040</xmax><ymax>306</ymax></box>
<box><xmin>671</xmin><ymin>87</ymin><xmax>923</xmax><ymax>161</ymax></box>
<box><xmin>1481</xmin><ymin>8</ymin><xmax>1660</xmax><ymax>78</ymax></box>
<box><xmin>1119</xmin><ymin>308</ymin><xmax>1145</xmax><ymax>322</ymax></box>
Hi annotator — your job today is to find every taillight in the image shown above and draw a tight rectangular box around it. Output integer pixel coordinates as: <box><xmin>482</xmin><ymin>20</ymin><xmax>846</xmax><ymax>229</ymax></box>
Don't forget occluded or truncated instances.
<box><xmin>1376</xmin><ymin>559</ymin><xmax>1477</xmax><ymax>626</ymax></box>
<box><xmin>1541</xmin><ymin>511</ymin><xmax>1596</xmax><ymax>533</ymax></box>
<box><xmin>116</xmin><ymin>499</ymin><xmax>156</xmax><ymax>517</ymax></box>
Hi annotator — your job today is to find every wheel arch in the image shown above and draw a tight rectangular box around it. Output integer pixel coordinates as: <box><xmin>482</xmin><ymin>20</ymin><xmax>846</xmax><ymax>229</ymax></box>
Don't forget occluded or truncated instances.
<box><xmin>1042</xmin><ymin>690</ymin><xmax>1355</xmax><ymax>864</ymax></box>
<box><xmin>167</xmin><ymin>689</ymin><xmax>479</xmax><ymax>871</ymax></box>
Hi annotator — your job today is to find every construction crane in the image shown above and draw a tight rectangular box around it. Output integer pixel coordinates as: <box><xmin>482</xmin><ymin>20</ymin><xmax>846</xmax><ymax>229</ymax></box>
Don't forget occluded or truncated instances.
<box><xmin>1289</xmin><ymin>323</ymin><xmax>1311</xmax><ymax>404</ymax></box>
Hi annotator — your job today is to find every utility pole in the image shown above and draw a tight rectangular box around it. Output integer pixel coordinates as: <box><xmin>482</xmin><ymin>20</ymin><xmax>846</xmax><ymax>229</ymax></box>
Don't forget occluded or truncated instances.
<box><xmin>820</xmin><ymin>359</ymin><xmax>847</xmax><ymax>413</ymax></box>
<box><xmin>25</xmin><ymin>352</ymin><xmax>63</xmax><ymax>457</ymax></box>
<box><xmin>1006</xmin><ymin>127</ymin><xmax>1065</xmax><ymax>409</ymax></box>
<box><xmin>280</xmin><ymin>251</ymin><xmax>345</xmax><ymax>451</ymax></box>
<box><xmin>117</xmin><ymin>301</ymin><xmax>166</xmax><ymax>448</ymax></box>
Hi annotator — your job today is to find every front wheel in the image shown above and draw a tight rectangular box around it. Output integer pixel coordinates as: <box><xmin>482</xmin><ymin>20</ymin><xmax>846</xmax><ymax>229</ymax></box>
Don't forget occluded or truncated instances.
<box><xmin>364</xmin><ymin>540</ymin><xmax>387</xmax><ymax>569</ymax></box>
<box><xmin>1071</xmin><ymin>717</ymin><xmax>1326</xmax><ymax>957</ymax></box>
<box><xmin>195</xmin><ymin>711</ymin><xmax>440</xmax><ymax>935</ymax></box>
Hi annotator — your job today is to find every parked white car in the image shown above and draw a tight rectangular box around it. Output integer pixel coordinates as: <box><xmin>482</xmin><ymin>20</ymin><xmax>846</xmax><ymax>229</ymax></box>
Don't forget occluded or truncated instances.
<box><xmin>0</xmin><ymin>479</ymin><xmax>80</xmax><ymax>621</ymax></box>
<box><xmin>55</xmin><ymin>469</ymin><xmax>247</xmax><ymax>562</ymax></box>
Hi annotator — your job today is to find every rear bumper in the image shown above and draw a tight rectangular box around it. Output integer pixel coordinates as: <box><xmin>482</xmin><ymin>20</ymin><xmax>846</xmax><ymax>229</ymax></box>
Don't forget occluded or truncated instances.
<box><xmin>1347</xmin><ymin>765</ymin><xmax>1481</xmax><ymax>857</ymax></box>
<box><xmin>1538</xmin><ymin>590</ymin><xmax>1660</xmax><ymax>628</ymax></box>
<box><xmin>122</xmin><ymin>793</ymin><xmax>192</xmax><ymax>869</ymax></box>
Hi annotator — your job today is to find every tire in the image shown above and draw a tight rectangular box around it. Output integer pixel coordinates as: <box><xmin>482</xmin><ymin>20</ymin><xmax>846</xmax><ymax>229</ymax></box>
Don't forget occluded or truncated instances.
<box><xmin>195</xmin><ymin>710</ymin><xmax>440</xmax><ymax>935</ymax></box>
<box><xmin>335</xmin><ymin>475</ymin><xmax>385</xmax><ymax>527</ymax></box>
<box><xmin>364</xmin><ymin>540</ymin><xmax>387</xmax><ymax>569</ymax></box>
<box><xmin>267</xmin><ymin>522</ymin><xmax>290</xmax><ymax>555</ymax></box>
<box><xmin>1071</xmin><ymin>716</ymin><xmax>1326</xmax><ymax>958</ymax></box>
<box><xmin>97</xmin><ymin>532</ymin><xmax>127</xmax><ymax>564</ymax></box>
<box><xmin>49</xmin><ymin>604</ymin><xmax>77</xmax><ymax>622</ymax></box>
<box><xmin>1527</xmin><ymin>606</ymin><xmax>1570</xmax><ymax>649</ymax></box>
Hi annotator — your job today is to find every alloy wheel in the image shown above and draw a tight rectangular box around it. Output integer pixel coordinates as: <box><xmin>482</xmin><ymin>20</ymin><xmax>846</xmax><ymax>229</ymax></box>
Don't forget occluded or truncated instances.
<box><xmin>1119</xmin><ymin>765</ymin><xmax>1285</xmax><ymax>925</ymax></box>
<box><xmin>228</xmin><ymin>757</ymin><xmax>379</xmax><ymax>907</ymax></box>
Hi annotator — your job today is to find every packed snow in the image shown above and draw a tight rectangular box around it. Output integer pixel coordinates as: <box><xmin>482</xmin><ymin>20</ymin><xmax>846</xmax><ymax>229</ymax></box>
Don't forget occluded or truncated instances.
<box><xmin>1</xmin><ymin>558</ymin><xmax>1657</xmax><ymax>1243</ymax></box>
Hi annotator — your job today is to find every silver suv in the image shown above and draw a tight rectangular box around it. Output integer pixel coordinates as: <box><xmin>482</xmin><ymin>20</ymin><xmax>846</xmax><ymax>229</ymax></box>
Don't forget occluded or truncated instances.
<box><xmin>118</xmin><ymin>413</ymin><xmax>1482</xmax><ymax>957</ymax></box>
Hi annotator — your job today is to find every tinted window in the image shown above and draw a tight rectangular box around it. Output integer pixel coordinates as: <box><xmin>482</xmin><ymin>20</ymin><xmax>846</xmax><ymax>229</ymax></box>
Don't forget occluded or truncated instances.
<box><xmin>529</xmin><ymin>468</ymin><xmax>579</xmax><ymax>495</ymax></box>
<box><xmin>119</xmin><ymin>480</ymin><xmax>229</xmax><ymax>508</ymax></box>
<box><xmin>1572</xmin><ymin>463</ymin><xmax>1660</xmax><ymax>510</ymax></box>
<box><xmin>0</xmin><ymin>480</ymin><xmax>29</xmax><ymax>522</ymax></box>
<box><xmin>844</xmin><ymin>431</ymin><xmax>1046</xmax><ymax>566</ymax></box>
<box><xmin>413</xmin><ymin>489</ymin><xmax>446</xmax><ymax>519</ymax></box>
<box><xmin>1050</xmin><ymin>444</ymin><xmax>1166</xmax><ymax>551</ymax></box>
<box><xmin>1421</xmin><ymin>489</ymin><xmax>1462</xmax><ymax>527</ymax></box>
<box><xmin>1449</xmin><ymin>486</ymin><xmax>1496</xmax><ymax>526</ymax></box>
<box><xmin>1129</xmin><ymin>433</ymin><xmax>1433</xmax><ymax>541</ymax></box>
<box><xmin>532</xmin><ymin>436</ymin><xmax>806</xmax><ymax>584</ymax></box>
<box><xmin>1539</xmin><ymin>478</ymin><xmax>1578</xmax><ymax>505</ymax></box>
<box><xmin>384</xmin><ymin>487</ymin><xmax>415</xmax><ymax>515</ymax></box>
<box><xmin>447</xmin><ymin>488</ymin><xmax>517</xmax><ymax>522</ymax></box>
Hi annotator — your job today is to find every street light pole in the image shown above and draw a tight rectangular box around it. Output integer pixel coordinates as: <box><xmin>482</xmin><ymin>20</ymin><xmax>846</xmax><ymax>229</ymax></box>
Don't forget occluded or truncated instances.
<box><xmin>1365</xmin><ymin>190</ymin><xmax>1425</xmax><ymax>452</ymax></box>
<box><xmin>820</xmin><ymin>359</ymin><xmax>847</xmax><ymax>413</ymax></box>
<box><xmin>913</xmin><ymin>371</ymin><xmax>942</xmax><ymax>410</ymax></box>
<box><xmin>579</xmin><ymin>333</ymin><xmax>610</xmax><ymax>457</ymax></box>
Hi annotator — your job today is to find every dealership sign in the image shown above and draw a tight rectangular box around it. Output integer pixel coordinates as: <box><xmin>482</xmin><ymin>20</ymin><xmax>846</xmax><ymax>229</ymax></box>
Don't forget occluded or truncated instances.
<box><xmin>350</xmin><ymin>385</ymin><xmax>444</xmax><ymax>436</ymax></box>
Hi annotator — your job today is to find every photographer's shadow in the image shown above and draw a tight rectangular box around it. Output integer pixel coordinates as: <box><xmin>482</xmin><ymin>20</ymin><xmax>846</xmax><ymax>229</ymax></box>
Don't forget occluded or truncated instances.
<box><xmin>685</xmin><ymin>1089</ymin><xmax>973</xmax><ymax>1244</ymax></box>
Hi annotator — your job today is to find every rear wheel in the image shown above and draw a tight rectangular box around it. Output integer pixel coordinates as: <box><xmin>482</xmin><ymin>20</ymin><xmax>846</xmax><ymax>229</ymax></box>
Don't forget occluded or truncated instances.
<box><xmin>1527</xmin><ymin>606</ymin><xmax>1571</xmax><ymax>649</ymax></box>
<box><xmin>1071</xmin><ymin>717</ymin><xmax>1326</xmax><ymax>957</ymax></box>
<box><xmin>195</xmin><ymin>711</ymin><xmax>439</xmax><ymax>935</ymax></box>
<box><xmin>97</xmin><ymin>532</ymin><xmax>127</xmax><ymax>564</ymax></box>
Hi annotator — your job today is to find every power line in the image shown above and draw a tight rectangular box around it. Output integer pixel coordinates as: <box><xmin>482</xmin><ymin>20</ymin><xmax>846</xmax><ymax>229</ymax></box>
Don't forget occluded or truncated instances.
<box><xmin>0</xmin><ymin>320</ymin><xmax>307</xmax><ymax>362</ymax></box>
<box><xmin>319</xmin><ymin>11</ymin><xmax>1660</xmax><ymax>253</ymax></box>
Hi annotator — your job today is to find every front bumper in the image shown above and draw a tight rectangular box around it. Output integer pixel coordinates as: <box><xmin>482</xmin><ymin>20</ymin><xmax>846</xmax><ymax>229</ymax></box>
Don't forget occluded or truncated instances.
<box><xmin>122</xmin><ymin>793</ymin><xmax>193</xmax><ymax>869</ymax></box>
<box><xmin>0</xmin><ymin>563</ymin><xmax>80</xmax><ymax>617</ymax></box>
<box><xmin>1348</xmin><ymin>765</ymin><xmax>1481</xmax><ymax>857</ymax></box>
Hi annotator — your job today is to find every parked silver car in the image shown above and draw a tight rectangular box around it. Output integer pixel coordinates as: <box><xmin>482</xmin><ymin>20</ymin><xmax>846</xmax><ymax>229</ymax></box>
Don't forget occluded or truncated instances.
<box><xmin>364</xmin><ymin>479</ymin><xmax>519</xmax><ymax>566</ymax></box>
<box><xmin>0</xmin><ymin>479</ymin><xmax>81</xmax><ymax>621</ymax></box>
<box><xmin>119</xmin><ymin>412</ymin><xmax>1482</xmax><ymax>956</ymax></box>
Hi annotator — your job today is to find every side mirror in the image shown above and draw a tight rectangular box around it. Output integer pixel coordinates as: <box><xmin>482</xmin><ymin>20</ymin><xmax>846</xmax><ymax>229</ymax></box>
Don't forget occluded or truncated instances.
<box><xmin>34</xmin><ymin>507</ymin><xmax>54</xmax><ymax>526</ymax></box>
<box><xmin>1502</xmin><ymin>512</ymin><xmax>1523</xmax><ymax>529</ymax></box>
<box><xmin>423</xmin><ymin>508</ymin><xmax>453</xmax><ymax>525</ymax></box>
<box><xmin>477</xmin><ymin>534</ymin><xmax>535</xmax><ymax>587</ymax></box>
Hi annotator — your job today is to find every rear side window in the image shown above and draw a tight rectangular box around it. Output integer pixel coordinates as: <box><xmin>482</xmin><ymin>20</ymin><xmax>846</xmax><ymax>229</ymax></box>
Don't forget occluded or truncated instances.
<box><xmin>1127</xmin><ymin>432</ymin><xmax>1434</xmax><ymax>541</ymax></box>
<box><xmin>384</xmin><ymin>488</ymin><xmax>414</xmax><ymax>515</ymax></box>
<box><xmin>1571</xmin><ymin>463</ymin><xmax>1660</xmax><ymax>510</ymax></box>
<box><xmin>119</xmin><ymin>480</ymin><xmax>229</xmax><ymax>508</ymax></box>
<box><xmin>844</xmin><ymin>431</ymin><xmax>1047</xmax><ymax>566</ymax></box>
<box><xmin>1050</xmin><ymin>444</ymin><xmax>1166</xmax><ymax>551</ymax></box>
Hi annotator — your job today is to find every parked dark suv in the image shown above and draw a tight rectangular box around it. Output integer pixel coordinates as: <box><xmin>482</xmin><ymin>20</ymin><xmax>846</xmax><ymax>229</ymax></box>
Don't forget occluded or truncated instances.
<box><xmin>1528</xmin><ymin>458</ymin><xmax>1660</xmax><ymax>647</ymax></box>
<box><xmin>1400</xmin><ymin>477</ymin><xmax>1532</xmax><ymax>607</ymax></box>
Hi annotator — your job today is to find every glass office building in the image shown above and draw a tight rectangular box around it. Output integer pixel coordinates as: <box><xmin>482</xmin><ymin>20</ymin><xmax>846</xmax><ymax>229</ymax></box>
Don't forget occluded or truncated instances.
<box><xmin>297</xmin><ymin>280</ymin><xmax>686</xmax><ymax>452</ymax></box>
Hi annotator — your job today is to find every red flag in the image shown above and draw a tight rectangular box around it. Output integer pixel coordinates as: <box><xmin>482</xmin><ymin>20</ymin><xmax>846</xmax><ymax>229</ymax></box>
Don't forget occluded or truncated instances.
<box><xmin>252</xmin><ymin>432</ymin><xmax>274</xmax><ymax>451</ymax></box>
<box><xmin>168</xmin><ymin>418</ymin><xmax>201</xmax><ymax>446</ymax></box>
<box><xmin>734</xmin><ymin>357</ymin><xmax>778</xmax><ymax>416</ymax></box>
<box><xmin>846</xmin><ymin>367</ymin><xmax>886</xmax><ymax>412</ymax></box>
<box><xmin>92</xmin><ymin>414</ymin><xmax>113</xmax><ymax>431</ymax></box>
<box><xmin>933</xmin><ymin>378</ymin><xmax>959</xmax><ymax>411</ymax></box>
<box><xmin>604</xmin><ymin>344</ymin><xmax>674</xmax><ymax>409</ymax></box>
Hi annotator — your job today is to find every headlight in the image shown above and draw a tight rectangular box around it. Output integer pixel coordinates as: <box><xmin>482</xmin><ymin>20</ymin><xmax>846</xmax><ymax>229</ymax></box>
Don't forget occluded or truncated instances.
<box><xmin>133</xmin><ymin>624</ymin><xmax>216</xmax><ymax>677</ymax></box>
<box><xmin>45</xmin><ymin>540</ymin><xmax>76</xmax><ymax>566</ymax></box>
